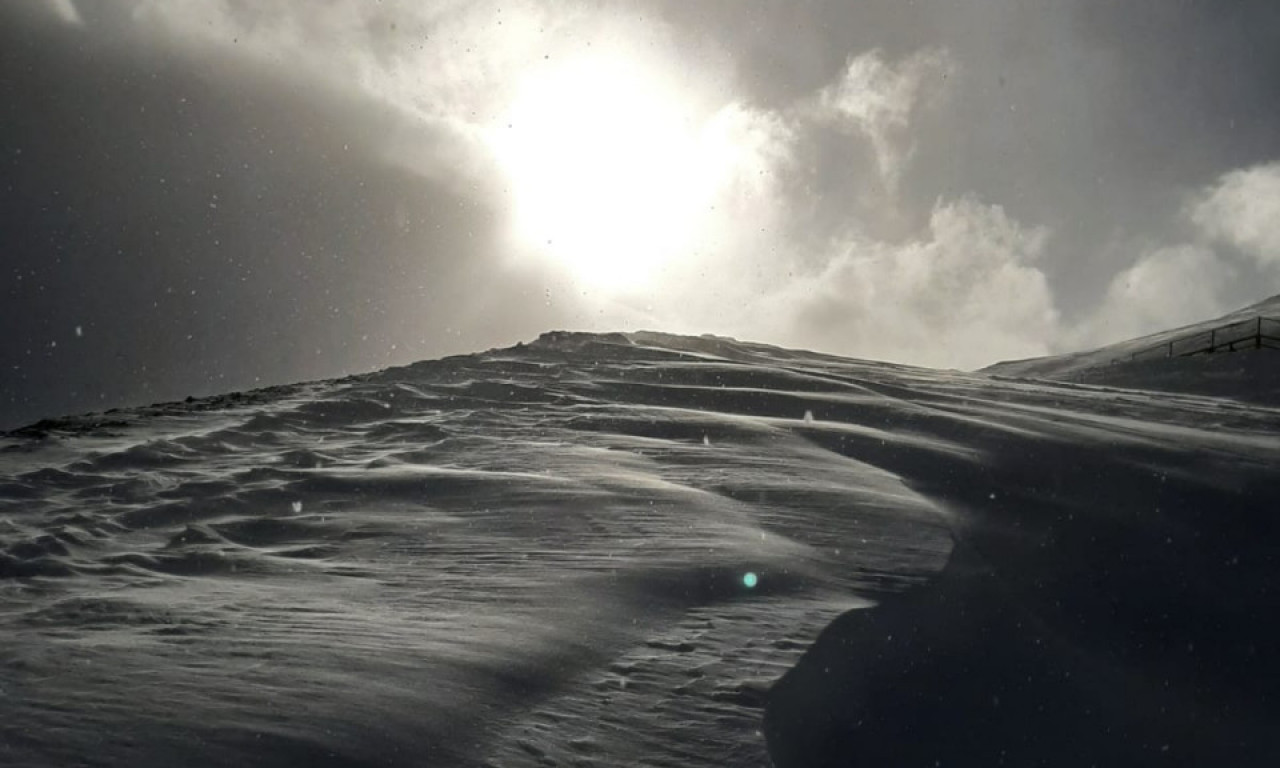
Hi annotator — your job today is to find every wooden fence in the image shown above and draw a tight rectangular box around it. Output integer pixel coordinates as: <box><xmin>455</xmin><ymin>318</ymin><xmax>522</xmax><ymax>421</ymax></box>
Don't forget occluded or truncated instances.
<box><xmin>1115</xmin><ymin>316</ymin><xmax>1280</xmax><ymax>364</ymax></box>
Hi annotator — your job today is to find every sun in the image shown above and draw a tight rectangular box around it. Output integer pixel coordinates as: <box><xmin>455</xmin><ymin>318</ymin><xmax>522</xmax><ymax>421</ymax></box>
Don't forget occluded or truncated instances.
<box><xmin>488</xmin><ymin>53</ymin><xmax>717</xmax><ymax>291</ymax></box>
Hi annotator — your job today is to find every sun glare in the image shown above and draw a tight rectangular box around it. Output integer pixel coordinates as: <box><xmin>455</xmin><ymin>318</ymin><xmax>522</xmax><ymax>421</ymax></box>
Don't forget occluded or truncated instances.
<box><xmin>490</xmin><ymin>54</ymin><xmax>719</xmax><ymax>291</ymax></box>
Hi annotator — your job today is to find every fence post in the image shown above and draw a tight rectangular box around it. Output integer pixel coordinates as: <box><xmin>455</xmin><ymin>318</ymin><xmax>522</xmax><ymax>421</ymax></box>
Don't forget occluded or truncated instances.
<box><xmin>1210</xmin><ymin>328</ymin><xmax>1216</xmax><ymax>353</ymax></box>
<box><xmin>1258</xmin><ymin>316</ymin><xmax>1263</xmax><ymax>350</ymax></box>
<box><xmin>1168</xmin><ymin>341</ymin><xmax>1174</xmax><ymax>357</ymax></box>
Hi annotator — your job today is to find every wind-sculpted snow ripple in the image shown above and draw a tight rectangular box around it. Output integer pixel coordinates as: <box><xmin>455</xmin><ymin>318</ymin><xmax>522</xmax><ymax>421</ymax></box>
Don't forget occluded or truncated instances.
<box><xmin>23</xmin><ymin>330</ymin><xmax>1278</xmax><ymax>765</ymax></box>
<box><xmin>0</xmin><ymin>332</ymin><xmax>962</xmax><ymax>767</ymax></box>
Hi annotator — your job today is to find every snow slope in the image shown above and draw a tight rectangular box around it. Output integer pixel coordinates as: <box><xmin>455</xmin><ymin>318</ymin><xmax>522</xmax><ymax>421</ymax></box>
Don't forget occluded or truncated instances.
<box><xmin>1</xmin><ymin>330</ymin><xmax>1277</xmax><ymax>766</ymax></box>
<box><xmin>985</xmin><ymin>294</ymin><xmax>1280</xmax><ymax>403</ymax></box>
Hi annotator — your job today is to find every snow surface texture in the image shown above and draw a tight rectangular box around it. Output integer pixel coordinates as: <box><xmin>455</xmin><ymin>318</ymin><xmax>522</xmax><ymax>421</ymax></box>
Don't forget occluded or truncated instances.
<box><xmin>1</xmin><ymin>330</ymin><xmax>1277</xmax><ymax>766</ymax></box>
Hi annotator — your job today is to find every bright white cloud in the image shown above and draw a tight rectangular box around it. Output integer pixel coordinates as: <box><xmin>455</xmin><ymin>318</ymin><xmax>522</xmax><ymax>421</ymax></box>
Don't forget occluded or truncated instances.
<box><xmin>729</xmin><ymin>198</ymin><xmax>1059</xmax><ymax>370</ymax></box>
<box><xmin>817</xmin><ymin>48</ymin><xmax>956</xmax><ymax>192</ymax></box>
<box><xmin>1080</xmin><ymin>245</ymin><xmax>1234</xmax><ymax>345</ymax></box>
<box><xmin>697</xmin><ymin>103</ymin><xmax>797</xmax><ymax>214</ymax></box>
<box><xmin>1189</xmin><ymin>161</ymin><xmax>1280</xmax><ymax>269</ymax></box>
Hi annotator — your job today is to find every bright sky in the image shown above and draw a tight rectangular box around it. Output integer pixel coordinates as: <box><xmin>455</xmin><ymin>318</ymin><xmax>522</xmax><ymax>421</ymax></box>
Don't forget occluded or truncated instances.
<box><xmin>488</xmin><ymin>50</ymin><xmax>714</xmax><ymax>290</ymax></box>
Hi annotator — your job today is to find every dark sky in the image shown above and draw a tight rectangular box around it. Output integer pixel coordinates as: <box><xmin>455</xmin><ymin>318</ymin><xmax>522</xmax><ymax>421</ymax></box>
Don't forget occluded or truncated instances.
<box><xmin>3</xmin><ymin>0</ymin><xmax>1280</xmax><ymax>428</ymax></box>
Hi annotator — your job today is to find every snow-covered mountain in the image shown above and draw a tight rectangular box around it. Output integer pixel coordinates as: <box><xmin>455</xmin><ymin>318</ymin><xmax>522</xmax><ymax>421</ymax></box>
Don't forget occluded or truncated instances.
<box><xmin>1</xmin><ymin>329</ymin><xmax>1277</xmax><ymax>766</ymax></box>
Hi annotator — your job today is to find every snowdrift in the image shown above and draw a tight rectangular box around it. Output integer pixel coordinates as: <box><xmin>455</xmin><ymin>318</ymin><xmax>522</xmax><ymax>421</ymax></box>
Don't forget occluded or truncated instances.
<box><xmin>1</xmin><ymin>329</ymin><xmax>1277</xmax><ymax>766</ymax></box>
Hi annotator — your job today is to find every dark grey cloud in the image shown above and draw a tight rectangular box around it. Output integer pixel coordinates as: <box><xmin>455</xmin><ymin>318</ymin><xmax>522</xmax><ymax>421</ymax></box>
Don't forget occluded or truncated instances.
<box><xmin>1</xmin><ymin>4</ymin><xmax>572</xmax><ymax>428</ymax></box>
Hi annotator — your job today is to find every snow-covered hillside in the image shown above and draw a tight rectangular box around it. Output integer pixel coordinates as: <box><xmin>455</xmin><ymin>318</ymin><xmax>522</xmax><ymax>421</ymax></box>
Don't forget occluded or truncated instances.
<box><xmin>985</xmin><ymin>294</ymin><xmax>1280</xmax><ymax>403</ymax></box>
<box><xmin>1</xmin><ymin>330</ymin><xmax>1277</xmax><ymax>766</ymax></box>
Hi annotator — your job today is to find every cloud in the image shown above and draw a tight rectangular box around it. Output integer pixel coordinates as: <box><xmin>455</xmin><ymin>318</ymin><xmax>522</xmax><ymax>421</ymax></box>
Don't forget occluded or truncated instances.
<box><xmin>699</xmin><ymin>103</ymin><xmax>797</xmax><ymax>211</ymax></box>
<box><xmin>57</xmin><ymin>8</ymin><xmax>1236</xmax><ymax>369</ymax></box>
<box><xmin>1189</xmin><ymin>161</ymin><xmax>1280</xmax><ymax>270</ymax></box>
<box><xmin>1080</xmin><ymin>245</ymin><xmax>1235</xmax><ymax>344</ymax></box>
<box><xmin>815</xmin><ymin>48</ymin><xmax>956</xmax><ymax>193</ymax></box>
<box><xmin>611</xmin><ymin>47</ymin><xmax>1059</xmax><ymax>371</ymax></box>
<box><xmin>1061</xmin><ymin>159</ymin><xmax>1280</xmax><ymax>350</ymax></box>
<box><xmin>1070</xmin><ymin>160</ymin><xmax>1280</xmax><ymax>349</ymax></box>
<box><xmin>745</xmin><ymin>198</ymin><xmax>1058</xmax><ymax>370</ymax></box>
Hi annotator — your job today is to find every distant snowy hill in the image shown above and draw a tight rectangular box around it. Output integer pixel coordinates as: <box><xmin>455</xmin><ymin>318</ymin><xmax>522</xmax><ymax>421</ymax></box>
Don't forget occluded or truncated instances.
<box><xmin>2</xmin><ymin>329</ymin><xmax>1278</xmax><ymax>766</ymax></box>
<box><xmin>984</xmin><ymin>294</ymin><xmax>1280</xmax><ymax>402</ymax></box>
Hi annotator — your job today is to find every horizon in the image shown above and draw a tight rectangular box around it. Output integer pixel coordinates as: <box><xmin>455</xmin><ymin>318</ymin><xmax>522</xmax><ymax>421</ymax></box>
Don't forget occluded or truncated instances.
<box><xmin>9</xmin><ymin>290</ymin><xmax>1279</xmax><ymax>433</ymax></box>
<box><xmin>4</xmin><ymin>0</ymin><xmax>1280</xmax><ymax>428</ymax></box>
